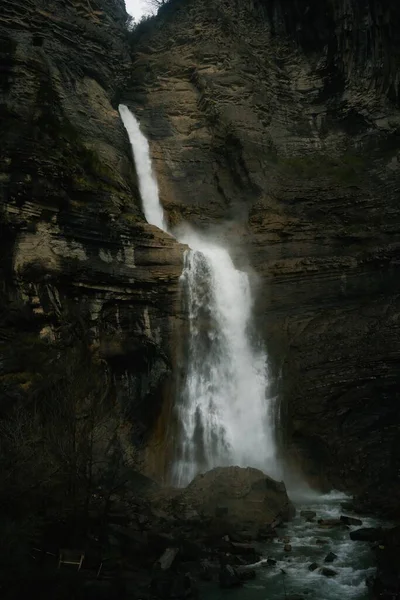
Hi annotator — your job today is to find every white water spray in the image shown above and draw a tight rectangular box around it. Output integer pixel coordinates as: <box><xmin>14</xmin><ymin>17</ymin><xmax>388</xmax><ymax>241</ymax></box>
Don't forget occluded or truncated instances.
<box><xmin>119</xmin><ymin>104</ymin><xmax>279</xmax><ymax>485</ymax></box>
<box><xmin>173</xmin><ymin>229</ymin><xmax>279</xmax><ymax>485</ymax></box>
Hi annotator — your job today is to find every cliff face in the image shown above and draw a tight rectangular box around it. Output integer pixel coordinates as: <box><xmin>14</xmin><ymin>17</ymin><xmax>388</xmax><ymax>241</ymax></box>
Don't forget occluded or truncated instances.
<box><xmin>128</xmin><ymin>0</ymin><xmax>400</xmax><ymax>511</ymax></box>
<box><xmin>0</xmin><ymin>0</ymin><xmax>185</xmax><ymax>460</ymax></box>
<box><xmin>2</xmin><ymin>0</ymin><xmax>400</xmax><ymax>512</ymax></box>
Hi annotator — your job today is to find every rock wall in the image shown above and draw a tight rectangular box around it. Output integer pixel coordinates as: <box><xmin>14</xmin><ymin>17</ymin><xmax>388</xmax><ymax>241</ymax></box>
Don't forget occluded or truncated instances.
<box><xmin>0</xmin><ymin>0</ymin><xmax>186</xmax><ymax>467</ymax></box>
<box><xmin>127</xmin><ymin>0</ymin><xmax>400</xmax><ymax>511</ymax></box>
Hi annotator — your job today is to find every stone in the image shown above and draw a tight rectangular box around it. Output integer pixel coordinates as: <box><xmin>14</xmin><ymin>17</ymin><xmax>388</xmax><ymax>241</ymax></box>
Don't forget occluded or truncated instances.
<box><xmin>266</xmin><ymin>558</ymin><xmax>277</xmax><ymax>566</ymax></box>
<box><xmin>308</xmin><ymin>563</ymin><xmax>318</xmax><ymax>571</ymax></box>
<box><xmin>317</xmin><ymin>519</ymin><xmax>344</xmax><ymax>528</ymax></box>
<box><xmin>300</xmin><ymin>511</ymin><xmax>317</xmax><ymax>522</ymax></box>
<box><xmin>257</xmin><ymin>524</ymin><xmax>278</xmax><ymax>540</ymax></box>
<box><xmin>315</xmin><ymin>539</ymin><xmax>328</xmax><ymax>545</ymax></box>
<box><xmin>284</xmin><ymin>544</ymin><xmax>292</xmax><ymax>552</ymax></box>
<box><xmin>350</xmin><ymin>528</ymin><xmax>384</xmax><ymax>542</ymax></box>
<box><xmin>171</xmin><ymin>573</ymin><xmax>198</xmax><ymax>599</ymax></box>
<box><xmin>156</xmin><ymin>547</ymin><xmax>179</xmax><ymax>570</ymax></box>
<box><xmin>180</xmin><ymin>539</ymin><xmax>204</xmax><ymax>561</ymax></box>
<box><xmin>230</xmin><ymin>542</ymin><xmax>257</xmax><ymax>556</ymax></box>
<box><xmin>199</xmin><ymin>560</ymin><xmax>214</xmax><ymax>581</ymax></box>
<box><xmin>182</xmin><ymin>467</ymin><xmax>295</xmax><ymax>537</ymax></box>
<box><xmin>321</xmin><ymin>568</ymin><xmax>337</xmax><ymax>577</ymax></box>
<box><xmin>341</xmin><ymin>502</ymin><xmax>357</xmax><ymax>512</ymax></box>
<box><xmin>324</xmin><ymin>552</ymin><xmax>338</xmax><ymax>563</ymax></box>
<box><xmin>340</xmin><ymin>515</ymin><xmax>363</xmax><ymax>526</ymax></box>
<box><xmin>236</xmin><ymin>566</ymin><xmax>257</xmax><ymax>581</ymax></box>
<box><xmin>219</xmin><ymin>565</ymin><xmax>242</xmax><ymax>589</ymax></box>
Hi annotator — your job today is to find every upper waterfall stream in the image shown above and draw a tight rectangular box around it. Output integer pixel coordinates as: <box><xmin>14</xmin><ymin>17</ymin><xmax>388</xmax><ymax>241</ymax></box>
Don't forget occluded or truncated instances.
<box><xmin>119</xmin><ymin>104</ymin><xmax>279</xmax><ymax>484</ymax></box>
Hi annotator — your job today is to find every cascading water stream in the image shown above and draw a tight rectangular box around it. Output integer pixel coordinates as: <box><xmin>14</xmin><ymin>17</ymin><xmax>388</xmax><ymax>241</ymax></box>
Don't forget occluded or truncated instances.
<box><xmin>118</xmin><ymin>104</ymin><xmax>166</xmax><ymax>231</ymax></box>
<box><xmin>119</xmin><ymin>104</ymin><xmax>279</xmax><ymax>484</ymax></box>
<box><xmin>173</xmin><ymin>232</ymin><xmax>278</xmax><ymax>485</ymax></box>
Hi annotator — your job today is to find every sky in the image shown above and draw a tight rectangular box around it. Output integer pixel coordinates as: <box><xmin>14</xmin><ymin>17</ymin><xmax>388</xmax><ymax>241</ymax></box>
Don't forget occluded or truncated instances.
<box><xmin>125</xmin><ymin>0</ymin><xmax>151</xmax><ymax>21</ymax></box>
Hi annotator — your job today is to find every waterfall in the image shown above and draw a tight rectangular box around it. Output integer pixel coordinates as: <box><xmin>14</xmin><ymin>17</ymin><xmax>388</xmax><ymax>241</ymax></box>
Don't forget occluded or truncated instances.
<box><xmin>118</xmin><ymin>104</ymin><xmax>166</xmax><ymax>230</ymax></box>
<box><xmin>119</xmin><ymin>104</ymin><xmax>279</xmax><ymax>485</ymax></box>
<box><xmin>173</xmin><ymin>229</ymin><xmax>278</xmax><ymax>485</ymax></box>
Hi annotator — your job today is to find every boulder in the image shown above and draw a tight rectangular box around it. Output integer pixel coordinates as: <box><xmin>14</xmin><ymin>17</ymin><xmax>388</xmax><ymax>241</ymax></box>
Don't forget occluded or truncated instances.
<box><xmin>182</xmin><ymin>467</ymin><xmax>295</xmax><ymax>537</ymax></box>
<box><xmin>324</xmin><ymin>552</ymin><xmax>338</xmax><ymax>563</ymax></box>
<box><xmin>199</xmin><ymin>560</ymin><xmax>214</xmax><ymax>581</ymax></box>
<box><xmin>151</xmin><ymin>567</ymin><xmax>198</xmax><ymax>599</ymax></box>
<box><xmin>257</xmin><ymin>523</ymin><xmax>278</xmax><ymax>540</ymax></box>
<box><xmin>156</xmin><ymin>547</ymin><xmax>179</xmax><ymax>570</ymax></box>
<box><xmin>350</xmin><ymin>528</ymin><xmax>384</xmax><ymax>542</ymax></box>
<box><xmin>236</xmin><ymin>566</ymin><xmax>257</xmax><ymax>581</ymax></box>
<box><xmin>317</xmin><ymin>519</ymin><xmax>345</xmax><ymax>528</ymax></box>
<box><xmin>300</xmin><ymin>510</ymin><xmax>317</xmax><ymax>521</ymax></box>
<box><xmin>229</xmin><ymin>542</ymin><xmax>257</xmax><ymax>557</ymax></box>
<box><xmin>340</xmin><ymin>515</ymin><xmax>363</xmax><ymax>526</ymax></box>
<box><xmin>219</xmin><ymin>565</ymin><xmax>242</xmax><ymax>588</ymax></box>
<box><xmin>284</xmin><ymin>544</ymin><xmax>292</xmax><ymax>552</ymax></box>
<box><xmin>308</xmin><ymin>562</ymin><xmax>318</xmax><ymax>571</ymax></box>
<box><xmin>321</xmin><ymin>567</ymin><xmax>337</xmax><ymax>577</ymax></box>
<box><xmin>171</xmin><ymin>573</ymin><xmax>198</xmax><ymax>599</ymax></box>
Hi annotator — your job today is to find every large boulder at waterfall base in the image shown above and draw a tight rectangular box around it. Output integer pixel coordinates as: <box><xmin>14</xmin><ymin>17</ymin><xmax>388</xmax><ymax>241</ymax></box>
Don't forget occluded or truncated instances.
<box><xmin>180</xmin><ymin>466</ymin><xmax>295</xmax><ymax>537</ymax></box>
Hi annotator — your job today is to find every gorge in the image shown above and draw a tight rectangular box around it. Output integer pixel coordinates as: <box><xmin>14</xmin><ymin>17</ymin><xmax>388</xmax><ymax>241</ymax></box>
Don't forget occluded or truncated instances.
<box><xmin>1</xmin><ymin>0</ymin><xmax>400</xmax><ymax>597</ymax></box>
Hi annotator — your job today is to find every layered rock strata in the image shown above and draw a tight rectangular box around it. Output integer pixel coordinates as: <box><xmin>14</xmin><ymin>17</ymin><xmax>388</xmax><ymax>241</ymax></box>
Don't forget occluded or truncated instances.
<box><xmin>127</xmin><ymin>0</ymin><xmax>400</xmax><ymax>509</ymax></box>
<box><xmin>0</xmin><ymin>0</ymin><xmax>185</xmax><ymax>463</ymax></box>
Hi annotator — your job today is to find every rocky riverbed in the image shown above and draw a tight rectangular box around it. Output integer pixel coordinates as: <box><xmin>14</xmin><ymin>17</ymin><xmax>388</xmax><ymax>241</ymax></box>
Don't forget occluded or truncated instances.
<box><xmin>12</xmin><ymin>467</ymin><xmax>398</xmax><ymax>600</ymax></box>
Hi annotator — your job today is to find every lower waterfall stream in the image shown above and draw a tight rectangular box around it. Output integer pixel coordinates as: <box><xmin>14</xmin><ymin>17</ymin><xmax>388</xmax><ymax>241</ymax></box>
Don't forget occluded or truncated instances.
<box><xmin>119</xmin><ymin>104</ymin><xmax>380</xmax><ymax>599</ymax></box>
<box><xmin>204</xmin><ymin>491</ymin><xmax>379</xmax><ymax>600</ymax></box>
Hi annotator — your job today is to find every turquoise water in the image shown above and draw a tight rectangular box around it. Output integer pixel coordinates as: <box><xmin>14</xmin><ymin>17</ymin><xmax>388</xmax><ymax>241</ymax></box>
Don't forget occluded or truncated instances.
<box><xmin>204</xmin><ymin>491</ymin><xmax>379</xmax><ymax>600</ymax></box>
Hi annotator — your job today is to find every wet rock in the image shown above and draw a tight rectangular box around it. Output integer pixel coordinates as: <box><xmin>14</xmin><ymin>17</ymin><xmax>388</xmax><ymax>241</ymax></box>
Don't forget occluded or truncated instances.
<box><xmin>230</xmin><ymin>542</ymin><xmax>257</xmax><ymax>557</ymax></box>
<box><xmin>324</xmin><ymin>552</ymin><xmax>338</xmax><ymax>563</ymax></box>
<box><xmin>237</xmin><ymin>566</ymin><xmax>257</xmax><ymax>581</ymax></box>
<box><xmin>180</xmin><ymin>539</ymin><xmax>204</xmax><ymax>561</ymax></box>
<box><xmin>182</xmin><ymin>467</ymin><xmax>295</xmax><ymax>538</ymax></box>
<box><xmin>150</xmin><ymin>565</ymin><xmax>173</xmax><ymax>598</ymax></box>
<box><xmin>340</xmin><ymin>515</ymin><xmax>363</xmax><ymax>526</ymax></box>
<box><xmin>315</xmin><ymin>538</ymin><xmax>328</xmax><ymax>545</ymax></box>
<box><xmin>156</xmin><ymin>547</ymin><xmax>179</xmax><ymax>570</ymax></box>
<box><xmin>308</xmin><ymin>562</ymin><xmax>318</xmax><ymax>571</ymax></box>
<box><xmin>321</xmin><ymin>567</ymin><xmax>337</xmax><ymax>577</ymax></box>
<box><xmin>219</xmin><ymin>565</ymin><xmax>242</xmax><ymax>588</ymax></box>
<box><xmin>171</xmin><ymin>573</ymin><xmax>198</xmax><ymax>599</ymax></box>
<box><xmin>300</xmin><ymin>511</ymin><xmax>317</xmax><ymax>522</ymax></box>
<box><xmin>340</xmin><ymin>502</ymin><xmax>358</xmax><ymax>513</ymax></box>
<box><xmin>350</xmin><ymin>528</ymin><xmax>384</xmax><ymax>542</ymax></box>
<box><xmin>266</xmin><ymin>558</ymin><xmax>277</xmax><ymax>566</ymax></box>
<box><xmin>284</xmin><ymin>544</ymin><xmax>292</xmax><ymax>552</ymax></box>
<box><xmin>199</xmin><ymin>560</ymin><xmax>214</xmax><ymax>581</ymax></box>
<box><xmin>317</xmin><ymin>519</ymin><xmax>344</xmax><ymax>528</ymax></box>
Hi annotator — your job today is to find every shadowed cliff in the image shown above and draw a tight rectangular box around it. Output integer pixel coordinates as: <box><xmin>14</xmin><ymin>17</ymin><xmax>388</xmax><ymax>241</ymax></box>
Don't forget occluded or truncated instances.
<box><xmin>0</xmin><ymin>0</ymin><xmax>186</xmax><ymax>482</ymax></box>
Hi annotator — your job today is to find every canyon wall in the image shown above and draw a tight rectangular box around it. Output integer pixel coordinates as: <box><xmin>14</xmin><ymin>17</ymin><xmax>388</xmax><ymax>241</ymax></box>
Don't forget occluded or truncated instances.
<box><xmin>127</xmin><ymin>0</ymin><xmax>400</xmax><ymax>511</ymax></box>
<box><xmin>0</xmin><ymin>0</ymin><xmax>185</xmax><ymax>463</ymax></box>
<box><xmin>1</xmin><ymin>0</ymin><xmax>400</xmax><ymax>512</ymax></box>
